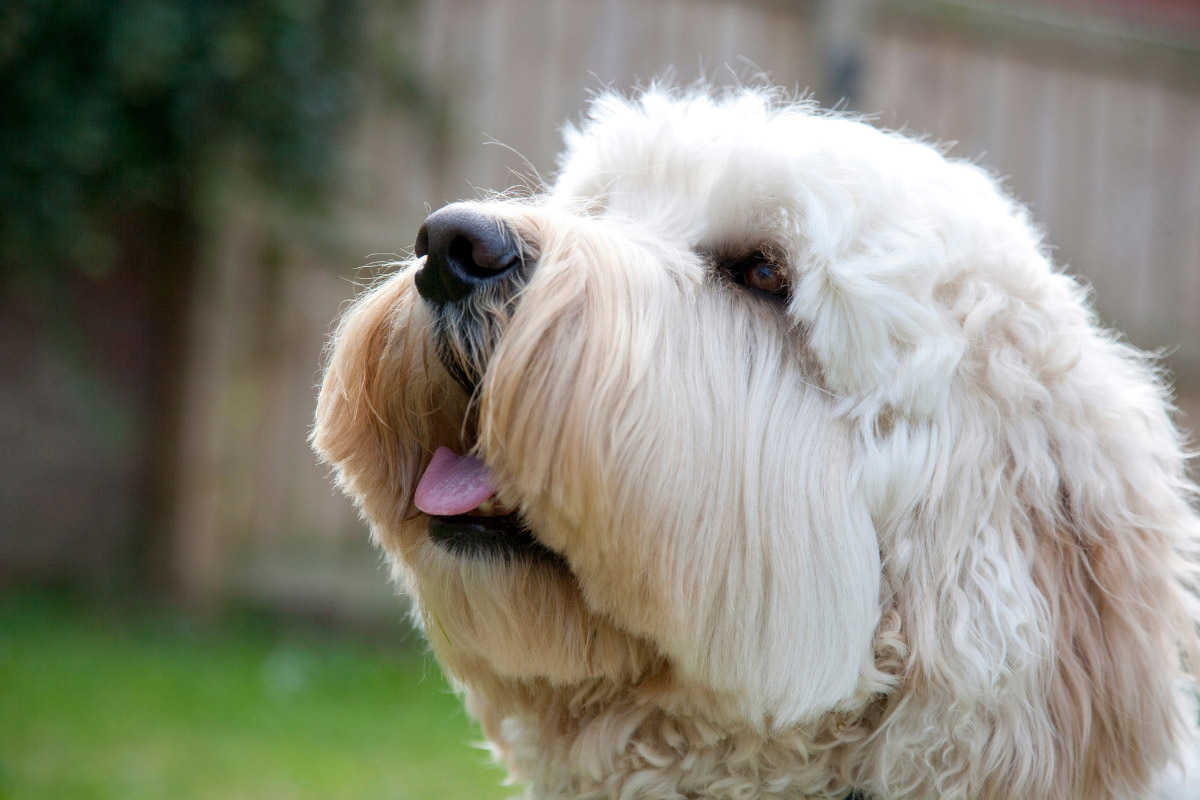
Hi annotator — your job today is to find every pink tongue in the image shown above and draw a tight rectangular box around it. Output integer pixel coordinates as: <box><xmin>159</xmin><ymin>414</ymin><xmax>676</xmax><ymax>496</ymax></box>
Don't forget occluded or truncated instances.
<box><xmin>414</xmin><ymin>447</ymin><xmax>497</xmax><ymax>516</ymax></box>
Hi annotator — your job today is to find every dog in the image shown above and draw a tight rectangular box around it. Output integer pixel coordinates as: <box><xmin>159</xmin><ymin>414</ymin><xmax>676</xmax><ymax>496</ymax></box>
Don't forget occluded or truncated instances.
<box><xmin>313</xmin><ymin>87</ymin><xmax>1200</xmax><ymax>799</ymax></box>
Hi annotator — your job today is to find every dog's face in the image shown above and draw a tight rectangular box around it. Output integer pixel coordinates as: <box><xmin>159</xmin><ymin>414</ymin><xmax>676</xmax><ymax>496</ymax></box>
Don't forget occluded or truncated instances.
<box><xmin>314</xmin><ymin>89</ymin><xmax>1194</xmax><ymax>790</ymax></box>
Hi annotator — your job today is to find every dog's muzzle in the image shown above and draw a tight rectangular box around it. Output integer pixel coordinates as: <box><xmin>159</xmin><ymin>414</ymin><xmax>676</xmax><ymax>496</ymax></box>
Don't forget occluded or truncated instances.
<box><xmin>414</xmin><ymin>204</ymin><xmax>523</xmax><ymax>306</ymax></box>
<box><xmin>408</xmin><ymin>206</ymin><xmax>564</xmax><ymax>566</ymax></box>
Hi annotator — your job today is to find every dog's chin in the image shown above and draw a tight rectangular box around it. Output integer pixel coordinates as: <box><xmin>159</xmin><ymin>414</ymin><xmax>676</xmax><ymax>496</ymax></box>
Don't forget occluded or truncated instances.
<box><xmin>426</xmin><ymin>514</ymin><xmax>566</xmax><ymax>566</ymax></box>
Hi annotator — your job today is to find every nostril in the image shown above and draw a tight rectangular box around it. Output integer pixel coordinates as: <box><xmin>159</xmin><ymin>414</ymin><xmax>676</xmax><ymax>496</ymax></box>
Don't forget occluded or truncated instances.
<box><xmin>447</xmin><ymin>235</ymin><xmax>476</xmax><ymax>276</ymax></box>
<box><xmin>448</xmin><ymin>234</ymin><xmax>517</xmax><ymax>279</ymax></box>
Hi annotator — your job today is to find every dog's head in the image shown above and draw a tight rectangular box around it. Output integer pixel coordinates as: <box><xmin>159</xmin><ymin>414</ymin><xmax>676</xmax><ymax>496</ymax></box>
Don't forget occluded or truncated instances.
<box><xmin>314</xmin><ymin>88</ymin><xmax>1198</xmax><ymax>795</ymax></box>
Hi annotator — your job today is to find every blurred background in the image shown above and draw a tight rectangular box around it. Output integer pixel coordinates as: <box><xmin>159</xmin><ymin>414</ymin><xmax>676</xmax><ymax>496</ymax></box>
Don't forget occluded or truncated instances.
<box><xmin>2</xmin><ymin>0</ymin><xmax>1198</xmax><ymax>797</ymax></box>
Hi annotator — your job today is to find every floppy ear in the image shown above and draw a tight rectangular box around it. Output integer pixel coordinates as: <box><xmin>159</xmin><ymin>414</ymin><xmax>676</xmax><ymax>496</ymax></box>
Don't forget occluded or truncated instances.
<box><xmin>867</xmin><ymin>268</ymin><xmax>1200</xmax><ymax>798</ymax></box>
<box><xmin>1029</xmin><ymin>329</ymin><xmax>1200</xmax><ymax>798</ymax></box>
<box><xmin>312</xmin><ymin>271</ymin><xmax>445</xmax><ymax>543</ymax></box>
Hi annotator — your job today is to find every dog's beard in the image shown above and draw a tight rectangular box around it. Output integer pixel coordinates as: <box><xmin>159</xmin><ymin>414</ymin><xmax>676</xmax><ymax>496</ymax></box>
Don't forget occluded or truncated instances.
<box><xmin>307</xmin><ymin>263</ymin><xmax>656</xmax><ymax>688</ymax></box>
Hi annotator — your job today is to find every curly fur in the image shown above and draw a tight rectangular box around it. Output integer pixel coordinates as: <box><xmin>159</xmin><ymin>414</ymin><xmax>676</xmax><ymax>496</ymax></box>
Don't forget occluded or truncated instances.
<box><xmin>313</xmin><ymin>86</ymin><xmax>1200</xmax><ymax>799</ymax></box>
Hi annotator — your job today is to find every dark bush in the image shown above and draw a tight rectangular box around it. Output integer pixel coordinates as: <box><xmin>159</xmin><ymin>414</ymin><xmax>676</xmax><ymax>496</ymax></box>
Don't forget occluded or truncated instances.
<box><xmin>0</xmin><ymin>0</ymin><xmax>363</xmax><ymax>283</ymax></box>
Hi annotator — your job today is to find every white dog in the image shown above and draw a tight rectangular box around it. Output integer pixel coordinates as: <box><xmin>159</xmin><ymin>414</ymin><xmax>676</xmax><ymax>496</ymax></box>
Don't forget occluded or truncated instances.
<box><xmin>314</xmin><ymin>87</ymin><xmax>1200</xmax><ymax>799</ymax></box>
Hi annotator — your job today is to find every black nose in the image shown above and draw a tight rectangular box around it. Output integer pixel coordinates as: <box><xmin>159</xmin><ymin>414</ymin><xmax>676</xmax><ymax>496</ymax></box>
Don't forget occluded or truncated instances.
<box><xmin>413</xmin><ymin>204</ymin><xmax>521</xmax><ymax>305</ymax></box>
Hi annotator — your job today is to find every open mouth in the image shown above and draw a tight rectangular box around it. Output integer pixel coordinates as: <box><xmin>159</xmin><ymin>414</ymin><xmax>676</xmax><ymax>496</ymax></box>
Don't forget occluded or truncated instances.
<box><xmin>415</xmin><ymin>447</ymin><xmax>564</xmax><ymax>565</ymax></box>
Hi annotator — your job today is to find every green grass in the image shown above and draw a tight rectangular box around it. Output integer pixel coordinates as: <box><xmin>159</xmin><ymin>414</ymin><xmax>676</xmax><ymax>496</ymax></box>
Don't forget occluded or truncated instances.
<box><xmin>0</xmin><ymin>592</ymin><xmax>511</xmax><ymax>800</ymax></box>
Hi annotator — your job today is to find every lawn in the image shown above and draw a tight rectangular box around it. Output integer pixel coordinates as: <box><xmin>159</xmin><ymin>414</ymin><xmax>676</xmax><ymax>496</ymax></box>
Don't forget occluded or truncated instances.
<box><xmin>0</xmin><ymin>592</ymin><xmax>511</xmax><ymax>800</ymax></box>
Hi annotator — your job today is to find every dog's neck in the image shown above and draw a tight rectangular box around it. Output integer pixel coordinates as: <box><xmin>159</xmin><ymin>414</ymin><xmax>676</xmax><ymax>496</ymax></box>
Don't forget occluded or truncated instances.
<box><xmin>463</xmin><ymin>671</ymin><xmax>879</xmax><ymax>799</ymax></box>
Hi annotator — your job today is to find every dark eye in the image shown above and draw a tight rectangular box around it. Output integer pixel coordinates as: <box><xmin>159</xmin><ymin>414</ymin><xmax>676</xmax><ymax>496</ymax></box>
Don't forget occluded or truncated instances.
<box><xmin>731</xmin><ymin>253</ymin><xmax>789</xmax><ymax>298</ymax></box>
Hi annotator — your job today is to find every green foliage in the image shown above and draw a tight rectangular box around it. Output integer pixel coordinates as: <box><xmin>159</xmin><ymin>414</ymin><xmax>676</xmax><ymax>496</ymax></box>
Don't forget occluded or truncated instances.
<box><xmin>0</xmin><ymin>593</ymin><xmax>511</xmax><ymax>799</ymax></box>
<box><xmin>0</xmin><ymin>0</ymin><xmax>364</xmax><ymax>280</ymax></box>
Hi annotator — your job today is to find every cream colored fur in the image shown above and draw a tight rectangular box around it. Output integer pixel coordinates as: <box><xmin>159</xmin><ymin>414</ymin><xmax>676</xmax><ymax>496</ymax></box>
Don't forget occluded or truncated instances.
<box><xmin>313</xmin><ymin>87</ymin><xmax>1200</xmax><ymax>799</ymax></box>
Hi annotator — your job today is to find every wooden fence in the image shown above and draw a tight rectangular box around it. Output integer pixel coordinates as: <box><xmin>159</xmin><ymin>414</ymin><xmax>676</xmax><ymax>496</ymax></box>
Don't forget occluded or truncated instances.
<box><xmin>181</xmin><ymin>0</ymin><xmax>1200</xmax><ymax>611</ymax></box>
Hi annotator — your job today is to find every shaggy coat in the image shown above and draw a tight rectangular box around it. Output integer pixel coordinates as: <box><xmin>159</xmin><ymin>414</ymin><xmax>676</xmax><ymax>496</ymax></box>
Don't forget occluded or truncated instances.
<box><xmin>313</xmin><ymin>87</ymin><xmax>1200</xmax><ymax>799</ymax></box>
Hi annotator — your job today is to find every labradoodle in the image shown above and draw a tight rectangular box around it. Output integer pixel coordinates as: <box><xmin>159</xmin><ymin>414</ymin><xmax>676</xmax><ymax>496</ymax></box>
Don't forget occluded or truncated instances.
<box><xmin>313</xmin><ymin>87</ymin><xmax>1200</xmax><ymax>799</ymax></box>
